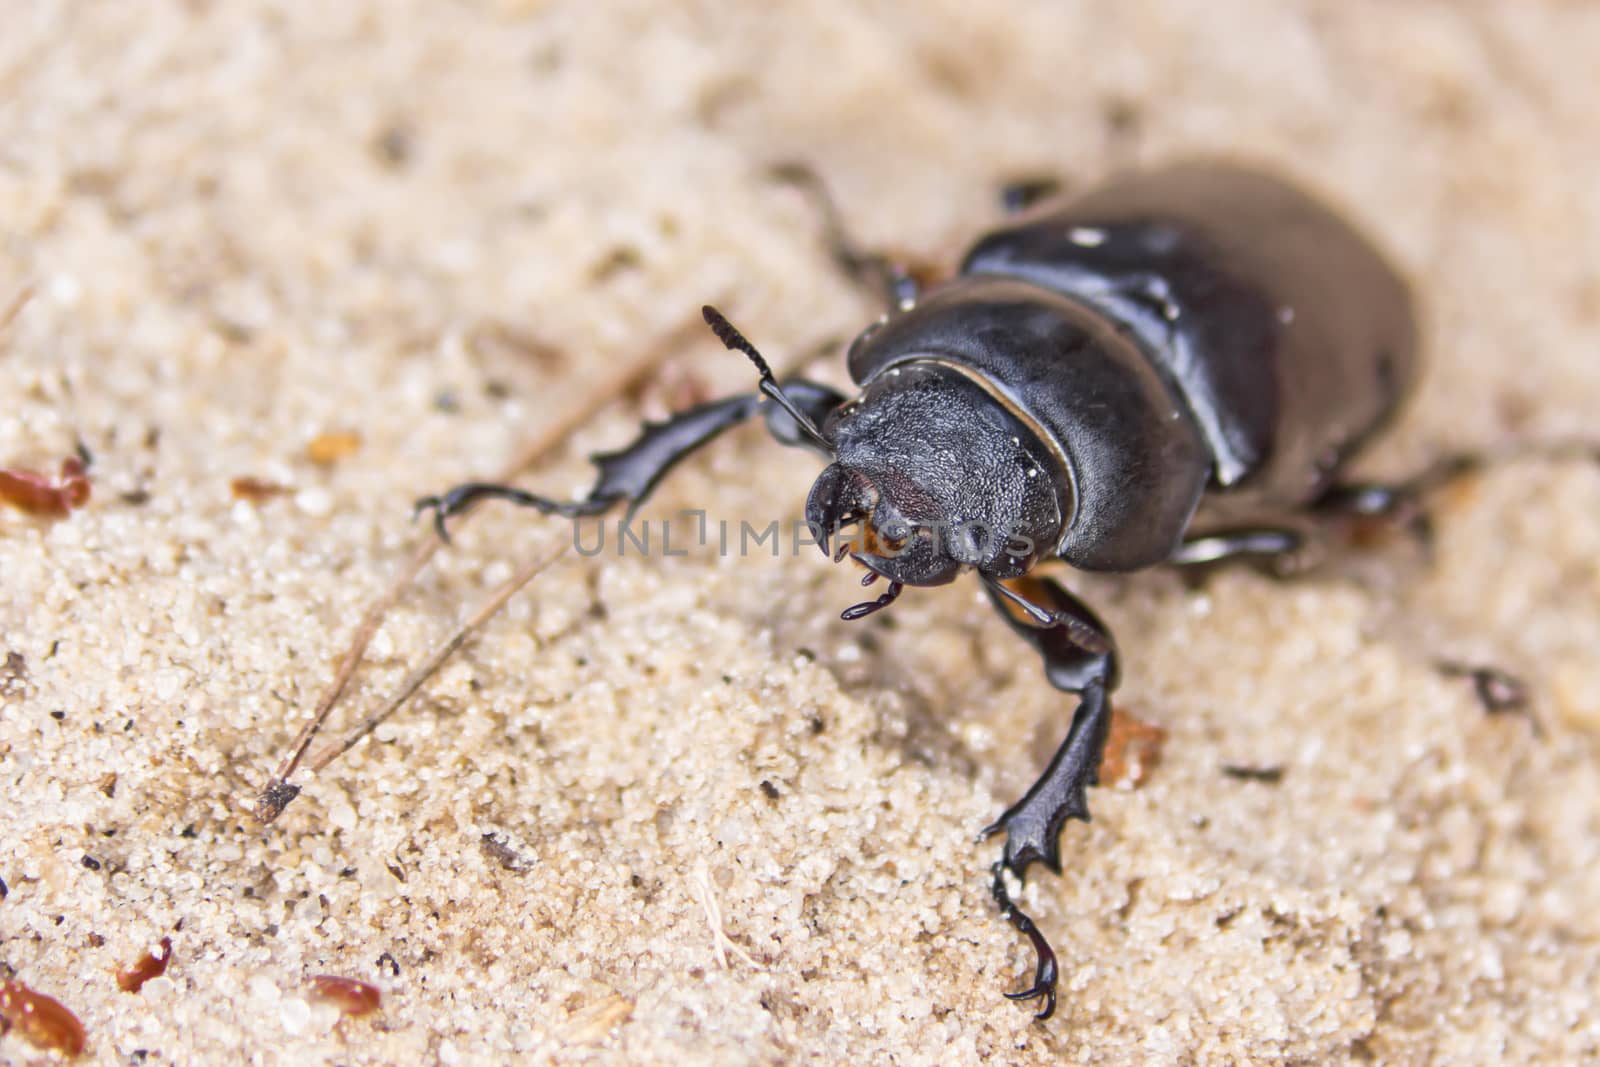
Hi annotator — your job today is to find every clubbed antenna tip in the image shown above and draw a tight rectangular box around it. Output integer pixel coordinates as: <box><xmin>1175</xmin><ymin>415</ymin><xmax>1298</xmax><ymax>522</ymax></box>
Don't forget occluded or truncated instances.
<box><xmin>701</xmin><ymin>305</ymin><xmax>831</xmax><ymax>451</ymax></box>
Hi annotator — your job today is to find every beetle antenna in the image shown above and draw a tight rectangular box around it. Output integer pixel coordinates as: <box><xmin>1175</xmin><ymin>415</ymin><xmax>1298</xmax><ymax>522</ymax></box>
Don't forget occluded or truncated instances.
<box><xmin>702</xmin><ymin>305</ymin><xmax>832</xmax><ymax>451</ymax></box>
<box><xmin>984</xmin><ymin>576</ymin><xmax>1112</xmax><ymax>655</ymax></box>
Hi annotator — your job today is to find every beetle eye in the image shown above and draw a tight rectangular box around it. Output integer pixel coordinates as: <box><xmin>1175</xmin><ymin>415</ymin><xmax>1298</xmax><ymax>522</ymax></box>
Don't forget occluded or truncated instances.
<box><xmin>873</xmin><ymin>523</ymin><xmax>910</xmax><ymax>553</ymax></box>
<box><xmin>854</xmin><ymin>517</ymin><xmax>909</xmax><ymax>556</ymax></box>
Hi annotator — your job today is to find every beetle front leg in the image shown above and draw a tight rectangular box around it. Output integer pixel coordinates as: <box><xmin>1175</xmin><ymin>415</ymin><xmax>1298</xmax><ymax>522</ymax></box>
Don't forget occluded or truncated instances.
<box><xmin>979</xmin><ymin>574</ymin><xmax>1120</xmax><ymax>1020</ymax></box>
<box><xmin>416</xmin><ymin>380</ymin><xmax>844</xmax><ymax>540</ymax></box>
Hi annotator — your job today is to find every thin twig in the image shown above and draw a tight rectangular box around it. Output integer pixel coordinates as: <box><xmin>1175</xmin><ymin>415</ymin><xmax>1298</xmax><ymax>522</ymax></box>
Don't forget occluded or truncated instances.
<box><xmin>692</xmin><ymin>860</ymin><xmax>761</xmax><ymax>970</ymax></box>
<box><xmin>255</xmin><ymin>313</ymin><xmax>705</xmax><ymax>822</ymax></box>
<box><xmin>0</xmin><ymin>284</ymin><xmax>34</xmax><ymax>335</ymax></box>
<box><xmin>266</xmin><ymin>538</ymin><xmax>438</xmax><ymax>791</ymax></box>
<box><xmin>305</xmin><ymin>540</ymin><xmax>568</xmax><ymax>773</ymax></box>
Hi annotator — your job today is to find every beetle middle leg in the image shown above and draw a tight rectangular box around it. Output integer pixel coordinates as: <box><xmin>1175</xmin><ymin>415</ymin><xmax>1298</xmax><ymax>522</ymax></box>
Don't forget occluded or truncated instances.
<box><xmin>1175</xmin><ymin>438</ymin><xmax>1600</xmax><ymax>573</ymax></box>
<box><xmin>1312</xmin><ymin>439</ymin><xmax>1600</xmax><ymax>537</ymax></box>
<box><xmin>769</xmin><ymin>162</ymin><xmax>921</xmax><ymax>310</ymax></box>
<box><xmin>979</xmin><ymin>574</ymin><xmax>1120</xmax><ymax>1021</ymax></box>
<box><xmin>1167</xmin><ymin>526</ymin><xmax>1306</xmax><ymax>570</ymax></box>
<box><xmin>416</xmin><ymin>378</ymin><xmax>844</xmax><ymax>540</ymax></box>
<box><xmin>998</xmin><ymin>176</ymin><xmax>1064</xmax><ymax>216</ymax></box>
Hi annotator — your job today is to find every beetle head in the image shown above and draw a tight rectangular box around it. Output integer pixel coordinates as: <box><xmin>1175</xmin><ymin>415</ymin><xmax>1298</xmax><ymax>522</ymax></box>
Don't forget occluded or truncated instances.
<box><xmin>806</xmin><ymin>362</ymin><xmax>1067</xmax><ymax>593</ymax></box>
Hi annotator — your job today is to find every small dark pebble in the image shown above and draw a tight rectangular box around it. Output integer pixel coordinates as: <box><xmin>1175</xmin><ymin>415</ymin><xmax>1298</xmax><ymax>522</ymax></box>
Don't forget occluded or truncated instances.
<box><xmin>1222</xmin><ymin>764</ymin><xmax>1285</xmax><ymax>784</ymax></box>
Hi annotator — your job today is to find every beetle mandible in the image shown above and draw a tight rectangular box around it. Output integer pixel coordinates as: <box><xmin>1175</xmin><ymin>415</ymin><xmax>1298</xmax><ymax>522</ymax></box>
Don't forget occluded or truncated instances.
<box><xmin>418</xmin><ymin>163</ymin><xmax>1420</xmax><ymax>1019</ymax></box>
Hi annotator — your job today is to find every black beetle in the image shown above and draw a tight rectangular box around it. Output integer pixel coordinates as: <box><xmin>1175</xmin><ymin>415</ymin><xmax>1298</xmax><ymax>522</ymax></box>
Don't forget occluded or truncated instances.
<box><xmin>418</xmin><ymin>163</ymin><xmax>1424</xmax><ymax>1020</ymax></box>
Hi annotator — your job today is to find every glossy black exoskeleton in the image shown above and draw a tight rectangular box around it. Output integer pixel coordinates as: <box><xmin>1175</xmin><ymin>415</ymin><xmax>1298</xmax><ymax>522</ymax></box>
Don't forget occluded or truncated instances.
<box><xmin>418</xmin><ymin>163</ymin><xmax>1423</xmax><ymax>1020</ymax></box>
